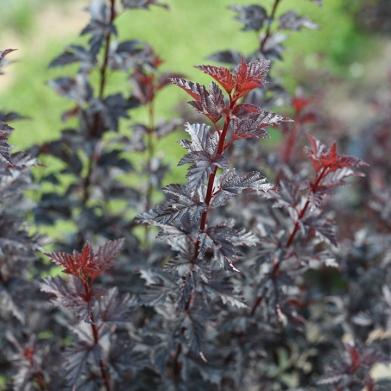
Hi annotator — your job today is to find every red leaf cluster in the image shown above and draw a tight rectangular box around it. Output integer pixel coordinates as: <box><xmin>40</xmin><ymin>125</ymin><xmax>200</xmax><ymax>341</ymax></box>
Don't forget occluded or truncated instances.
<box><xmin>305</xmin><ymin>134</ymin><xmax>367</xmax><ymax>174</ymax></box>
<box><xmin>197</xmin><ymin>59</ymin><xmax>270</xmax><ymax>100</ymax></box>
<box><xmin>46</xmin><ymin>239</ymin><xmax>124</xmax><ymax>282</ymax></box>
<box><xmin>173</xmin><ymin>59</ymin><xmax>270</xmax><ymax>111</ymax></box>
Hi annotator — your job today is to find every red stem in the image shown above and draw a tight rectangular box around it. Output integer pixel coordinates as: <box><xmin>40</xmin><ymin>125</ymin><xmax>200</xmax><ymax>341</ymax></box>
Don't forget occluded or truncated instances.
<box><xmin>285</xmin><ymin>166</ymin><xmax>328</xmax><ymax>248</ymax></box>
<box><xmin>175</xmin><ymin>97</ymin><xmax>236</xmax><ymax>375</ymax></box>
<box><xmin>83</xmin><ymin>282</ymin><xmax>112</xmax><ymax>391</ymax></box>
<box><xmin>250</xmin><ymin>166</ymin><xmax>328</xmax><ymax>316</ymax></box>
<box><xmin>191</xmin><ymin>98</ymin><xmax>235</xmax><ymax>265</ymax></box>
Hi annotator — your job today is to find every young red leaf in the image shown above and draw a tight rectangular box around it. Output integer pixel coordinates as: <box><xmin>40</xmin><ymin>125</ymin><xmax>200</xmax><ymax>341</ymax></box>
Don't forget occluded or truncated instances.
<box><xmin>232</xmin><ymin>59</ymin><xmax>270</xmax><ymax>99</ymax></box>
<box><xmin>45</xmin><ymin>239</ymin><xmax>124</xmax><ymax>282</ymax></box>
<box><xmin>305</xmin><ymin>134</ymin><xmax>367</xmax><ymax>174</ymax></box>
<box><xmin>170</xmin><ymin>77</ymin><xmax>205</xmax><ymax>101</ymax></box>
<box><xmin>196</xmin><ymin>65</ymin><xmax>235</xmax><ymax>93</ymax></box>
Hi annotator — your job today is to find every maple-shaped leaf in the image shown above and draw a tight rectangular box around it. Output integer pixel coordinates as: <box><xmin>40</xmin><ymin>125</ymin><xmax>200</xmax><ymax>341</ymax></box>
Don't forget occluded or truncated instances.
<box><xmin>203</xmin><ymin>273</ymin><xmax>247</xmax><ymax>308</ymax></box>
<box><xmin>49</xmin><ymin>45</ymin><xmax>95</xmax><ymax>69</ymax></box>
<box><xmin>45</xmin><ymin>239</ymin><xmax>124</xmax><ymax>282</ymax></box>
<box><xmin>172</xmin><ymin>78</ymin><xmax>225</xmax><ymax>122</ymax></box>
<box><xmin>201</xmin><ymin>224</ymin><xmax>259</xmax><ymax>271</ymax></box>
<box><xmin>179</xmin><ymin>123</ymin><xmax>226</xmax><ymax>189</ymax></box>
<box><xmin>232</xmin><ymin>110</ymin><xmax>291</xmax><ymax>140</ymax></box>
<box><xmin>49</xmin><ymin>75</ymin><xmax>93</xmax><ymax>104</ymax></box>
<box><xmin>230</xmin><ymin>4</ymin><xmax>268</xmax><ymax>32</ymax></box>
<box><xmin>0</xmin><ymin>122</ymin><xmax>13</xmax><ymax>165</ymax></box>
<box><xmin>305</xmin><ymin>134</ymin><xmax>368</xmax><ymax>174</ymax></box>
<box><xmin>304</xmin><ymin>214</ymin><xmax>338</xmax><ymax>246</ymax></box>
<box><xmin>232</xmin><ymin>59</ymin><xmax>270</xmax><ymax>99</ymax></box>
<box><xmin>141</xmin><ymin>184</ymin><xmax>205</xmax><ymax>225</ymax></box>
<box><xmin>171</xmin><ymin>77</ymin><xmax>205</xmax><ymax>101</ymax></box>
<box><xmin>183</xmin><ymin>313</ymin><xmax>206</xmax><ymax>358</ymax></box>
<box><xmin>196</xmin><ymin>65</ymin><xmax>235</xmax><ymax>93</ymax></box>
<box><xmin>63</xmin><ymin>340</ymin><xmax>93</xmax><ymax>388</ymax></box>
<box><xmin>213</xmin><ymin>169</ymin><xmax>271</xmax><ymax>206</ymax></box>
<box><xmin>188</xmin><ymin>82</ymin><xmax>226</xmax><ymax>122</ymax></box>
<box><xmin>175</xmin><ymin>59</ymin><xmax>270</xmax><ymax>109</ymax></box>
<box><xmin>41</xmin><ymin>276</ymin><xmax>88</xmax><ymax>318</ymax></box>
<box><xmin>279</xmin><ymin>11</ymin><xmax>318</xmax><ymax>31</ymax></box>
<box><xmin>93</xmin><ymin>239</ymin><xmax>125</xmax><ymax>274</ymax></box>
<box><xmin>93</xmin><ymin>287</ymin><xmax>134</xmax><ymax>322</ymax></box>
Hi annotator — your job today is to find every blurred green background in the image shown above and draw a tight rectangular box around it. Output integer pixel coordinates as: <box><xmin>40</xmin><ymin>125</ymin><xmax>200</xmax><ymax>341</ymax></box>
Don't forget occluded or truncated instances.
<box><xmin>0</xmin><ymin>0</ymin><xmax>381</xmax><ymax>151</ymax></box>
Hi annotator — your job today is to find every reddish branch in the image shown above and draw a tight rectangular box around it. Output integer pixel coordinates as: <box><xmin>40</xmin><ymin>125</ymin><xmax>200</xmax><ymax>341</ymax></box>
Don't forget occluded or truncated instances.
<box><xmin>191</xmin><ymin>97</ymin><xmax>236</xmax><ymax>265</ymax></box>
<box><xmin>250</xmin><ymin>166</ymin><xmax>329</xmax><ymax>316</ymax></box>
<box><xmin>285</xmin><ymin>166</ymin><xmax>328</xmax><ymax>247</ymax></box>
<box><xmin>175</xmin><ymin>94</ymin><xmax>237</xmax><ymax>378</ymax></box>
<box><xmin>83</xmin><ymin>282</ymin><xmax>112</xmax><ymax>391</ymax></box>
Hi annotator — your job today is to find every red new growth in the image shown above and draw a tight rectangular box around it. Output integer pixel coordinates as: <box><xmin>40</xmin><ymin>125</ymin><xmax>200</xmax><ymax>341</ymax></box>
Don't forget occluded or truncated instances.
<box><xmin>196</xmin><ymin>65</ymin><xmax>235</xmax><ymax>93</ymax></box>
<box><xmin>46</xmin><ymin>239</ymin><xmax>124</xmax><ymax>282</ymax></box>
<box><xmin>176</xmin><ymin>59</ymin><xmax>270</xmax><ymax>104</ymax></box>
<box><xmin>292</xmin><ymin>96</ymin><xmax>312</xmax><ymax>114</ymax></box>
<box><xmin>305</xmin><ymin>134</ymin><xmax>366</xmax><ymax>174</ymax></box>
<box><xmin>233</xmin><ymin>59</ymin><xmax>269</xmax><ymax>99</ymax></box>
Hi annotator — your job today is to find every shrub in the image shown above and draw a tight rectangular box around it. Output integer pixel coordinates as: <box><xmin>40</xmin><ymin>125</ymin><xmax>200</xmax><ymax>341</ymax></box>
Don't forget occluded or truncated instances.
<box><xmin>1</xmin><ymin>0</ymin><xmax>390</xmax><ymax>390</ymax></box>
<box><xmin>33</xmin><ymin>0</ymin><xmax>180</xmax><ymax>252</ymax></box>
<box><xmin>0</xmin><ymin>49</ymin><xmax>48</xmax><ymax>390</ymax></box>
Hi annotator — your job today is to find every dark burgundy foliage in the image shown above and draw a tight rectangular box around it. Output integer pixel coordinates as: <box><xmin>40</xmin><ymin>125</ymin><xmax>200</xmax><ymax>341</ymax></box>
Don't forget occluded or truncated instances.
<box><xmin>42</xmin><ymin>239</ymin><xmax>131</xmax><ymax>390</ymax></box>
<box><xmin>1</xmin><ymin>0</ymin><xmax>391</xmax><ymax>390</ymax></box>
<box><xmin>33</xmin><ymin>0</ymin><xmax>178</xmax><ymax>254</ymax></box>
<box><xmin>0</xmin><ymin>49</ymin><xmax>48</xmax><ymax>391</ymax></box>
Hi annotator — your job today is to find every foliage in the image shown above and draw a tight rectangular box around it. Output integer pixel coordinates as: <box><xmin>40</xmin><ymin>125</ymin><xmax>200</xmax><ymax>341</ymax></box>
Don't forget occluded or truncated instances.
<box><xmin>0</xmin><ymin>49</ymin><xmax>48</xmax><ymax>391</ymax></box>
<box><xmin>1</xmin><ymin>0</ymin><xmax>391</xmax><ymax>390</ymax></box>
<box><xmin>32</xmin><ymin>0</ymin><xmax>180</xmax><ymax>253</ymax></box>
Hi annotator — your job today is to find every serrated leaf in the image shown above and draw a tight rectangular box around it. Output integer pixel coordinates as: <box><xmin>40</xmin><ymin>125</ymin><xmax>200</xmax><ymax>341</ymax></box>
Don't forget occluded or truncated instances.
<box><xmin>121</xmin><ymin>0</ymin><xmax>169</xmax><ymax>9</ymax></box>
<box><xmin>188</xmin><ymin>82</ymin><xmax>226</xmax><ymax>122</ymax></box>
<box><xmin>142</xmin><ymin>184</ymin><xmax>205</xmax><ymax>226</ymax></box>
<box><xmin>179</xmin><ymin>123</ymin><xmax>225</xmax><ymax>189</ymax></box>
<box><xmin>49</xmin><ymin>45</ymin><xmax>95</xmax><ymax>69</ymax></box>
<box><xmin>49</xmin><ymin>75</ymin><xmax>93</xmax><ymax>104</ymax></box>
<box><xmin>0</xmin><ymin>122</ymin><xmax>13</xmax><ymax>165</ymax></box>
<box><xmin>196</xmin><ymin>65</ymin><xmax>235</xmax><ymax>93</ymax></box>
<box><xmin>232</xmin><ymin>110</ymin><xmax>291</xmax><ymax>140</ymax></box>
<box><xmin>230</xmin><ymin>4</ymin><xmax>268</xmax><ymax>32</ymax></box>
<box><xmin>213</xmin><ymin>169</ymin><xmax>271</xmax><ymax>206</ymax></box>
<box><xmin>94</xmin><ymin>287</ymin><xmax>134</xmax><ymax>322</ymax></box>
<box><xmin>279</xmin><ymin>11</ymin><xmax>318</xmax><ymax>31</ymax></box>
